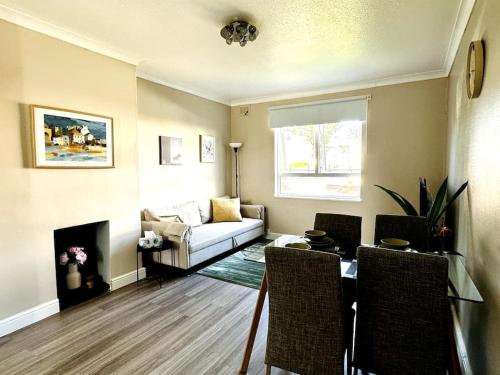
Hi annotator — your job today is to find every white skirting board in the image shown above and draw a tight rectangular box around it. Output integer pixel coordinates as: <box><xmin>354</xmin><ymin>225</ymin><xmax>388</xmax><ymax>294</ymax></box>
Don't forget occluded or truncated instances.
<box><xmin>110</xmin><ymin>267</ymin><xmax>146</xmax><ymax>290</ymax></box>
<box><xmin>0</xmin><ymin>299</ymin><xmax>60</xmax><ymax>337</ymax></box>
<box><xmin>0</xmin><ymin>268</ymin><xmax>146</xmax><ymax>337</ymax></box>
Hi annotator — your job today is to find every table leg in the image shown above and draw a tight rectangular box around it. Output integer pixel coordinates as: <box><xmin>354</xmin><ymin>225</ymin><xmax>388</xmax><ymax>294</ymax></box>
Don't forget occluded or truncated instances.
<box><xmin>448</xmin><ymin>305</ymin><xmax>461</xmax><ymax>375</ymax></box>
<box><xmin>159</xmin><ymin>250</ymin><xmax>162</xmax><ymax>288</ymax></box>
<box><xmin>136</xmin><ymin>251</ymin><xmax>139</xmax><ymax>287</ymax></box>
<box><xmin>239</xmin><ymin>271</ymin><xmax>268</xmax><ymax>374</ymax></box>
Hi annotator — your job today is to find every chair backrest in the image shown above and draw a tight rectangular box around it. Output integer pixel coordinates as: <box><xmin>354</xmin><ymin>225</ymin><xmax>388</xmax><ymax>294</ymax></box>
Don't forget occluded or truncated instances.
<box><xmin>374</xmin><ymin>214</ymin><xmax>430</xmax><ymax>251</ymax></box>
<box><xmin>354</xmin><ymin>246</ymin><xmax>449</xmax><ymax>375</ymax></box>
<box><xmin>264</xmin><ymin>246</ymin><xmax>345</xmax><ymax>375</ymax></box>
<box><xmin>314</xmin><ymin>213</ymin><xmax>362</xmax><ymax>257</ymax></box>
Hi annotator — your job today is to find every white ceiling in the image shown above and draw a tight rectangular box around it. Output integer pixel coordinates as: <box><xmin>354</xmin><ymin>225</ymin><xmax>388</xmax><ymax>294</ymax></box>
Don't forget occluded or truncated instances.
<box><xmin>0</xmin><ymin>0</ymin><xmax>474</xmax><ymax>105</ymax></box>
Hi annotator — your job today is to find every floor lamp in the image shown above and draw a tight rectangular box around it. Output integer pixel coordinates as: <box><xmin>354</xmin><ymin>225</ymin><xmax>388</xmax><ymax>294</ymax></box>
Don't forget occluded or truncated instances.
<box><xmin>229</xmin><ymin>142</ymin><xmax>242</xmax><ymax>198</ymax></box>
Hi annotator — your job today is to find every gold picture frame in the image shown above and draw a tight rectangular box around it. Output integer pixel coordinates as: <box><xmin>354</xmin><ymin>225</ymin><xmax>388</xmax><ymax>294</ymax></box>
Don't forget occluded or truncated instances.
<box><xmin>31</xmin><ymin>105</ymin><xmax>114</xmax><ymax>169</ymax></box>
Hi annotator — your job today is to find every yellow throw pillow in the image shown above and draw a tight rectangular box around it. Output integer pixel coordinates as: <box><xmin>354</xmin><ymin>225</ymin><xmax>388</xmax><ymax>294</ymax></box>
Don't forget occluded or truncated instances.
<box><xmin>212</xmin><ymin>198</ymin><xmax>242</xmax><ymax>222</ymax></box>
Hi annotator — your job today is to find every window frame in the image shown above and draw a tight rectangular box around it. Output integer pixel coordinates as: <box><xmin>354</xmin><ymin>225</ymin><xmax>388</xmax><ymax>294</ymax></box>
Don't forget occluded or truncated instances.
<box><xmin>274</xmin><ymin>121</ymin><xmax>366</xmax><ymax>201</ymax></box>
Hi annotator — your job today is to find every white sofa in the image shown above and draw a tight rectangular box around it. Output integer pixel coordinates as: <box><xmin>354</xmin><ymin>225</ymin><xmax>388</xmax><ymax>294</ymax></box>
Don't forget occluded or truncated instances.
<box><xmin>141</xmin><ymin>198</ymin><xmax>265</xmax><ymax>269</ymax></box>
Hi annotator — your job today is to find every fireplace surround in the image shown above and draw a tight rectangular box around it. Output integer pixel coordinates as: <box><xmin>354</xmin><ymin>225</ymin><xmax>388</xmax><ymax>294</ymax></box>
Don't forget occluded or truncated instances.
<box><xmin>53</xmin><ymin>221</ymin><xmax>110</xmax><ymax>309</ymax></box>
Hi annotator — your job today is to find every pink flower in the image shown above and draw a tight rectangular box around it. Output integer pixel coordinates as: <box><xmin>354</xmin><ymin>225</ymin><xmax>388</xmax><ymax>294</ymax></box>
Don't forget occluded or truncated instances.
<box><xmin>63</xmin><ymin>246</ymin><xmax>87</xmax><ymax>265</ymax></box>
<box><xmin>59</xmin><ymin>252</ymin><xmax>69</xmax><ymax>265</ymax></box>
<box><xmin>76</xmin><ymin>251</ymin><xmax>87</xmax><ymax>265</ymax></box>
<box><xmin>69</xmin><ymin>246</ymin><xmax>81</xmax><ymax>254</ymax></box>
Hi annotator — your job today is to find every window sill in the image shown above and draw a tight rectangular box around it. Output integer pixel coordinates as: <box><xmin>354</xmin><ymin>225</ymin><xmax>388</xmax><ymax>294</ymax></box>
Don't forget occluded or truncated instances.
<box><xmin>274</xmin><ymin>194</ymin><xmax>362</xmax><ymax>202</ymax></box>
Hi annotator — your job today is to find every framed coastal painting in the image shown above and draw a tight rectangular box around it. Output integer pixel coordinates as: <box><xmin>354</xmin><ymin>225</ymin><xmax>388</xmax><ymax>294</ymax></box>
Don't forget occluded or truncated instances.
<box><xmin>200</xmin><ymin>135</ymin><xmax>215</xmax><ymax>163</ymax></box>
<box><xmin>31</xmin><ymin>105</ymin><xmax>114</xmax><ymax>168</ymax></box>
<box><xmin>159</xmin><ymin>136</ymin><xmax>183</xmax><ymax>165</ymax></box>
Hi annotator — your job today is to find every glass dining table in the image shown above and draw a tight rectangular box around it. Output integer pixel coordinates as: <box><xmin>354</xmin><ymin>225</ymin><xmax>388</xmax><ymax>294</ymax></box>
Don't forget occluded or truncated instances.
<box><xmin>244</xmin><ymin>234</ymin><xmax>357</xmax><ymax>276</ymax></box>
<box><xmin>239</xmin><ymin>234</ymin><xmax>484</xmax><ymax>374</ymax></box>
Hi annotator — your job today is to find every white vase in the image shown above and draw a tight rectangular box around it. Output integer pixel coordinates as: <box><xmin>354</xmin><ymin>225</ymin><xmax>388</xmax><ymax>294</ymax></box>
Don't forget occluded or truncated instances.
<box><xmin>66</xmin><ymin>263</ymin><xmax>81</xmax><ymax>290</ymax></box>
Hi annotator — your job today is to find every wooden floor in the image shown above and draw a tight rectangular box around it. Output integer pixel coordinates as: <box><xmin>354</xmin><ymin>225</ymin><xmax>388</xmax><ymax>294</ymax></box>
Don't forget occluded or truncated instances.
<box><xmin>0</xmin><ymin>274</ymin><xmax>301</xmax><ymax>375</ymax></box>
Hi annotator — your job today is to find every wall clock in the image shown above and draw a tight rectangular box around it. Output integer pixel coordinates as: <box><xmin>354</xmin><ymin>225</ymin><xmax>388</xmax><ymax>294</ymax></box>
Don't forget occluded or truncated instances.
<box><xmin>466</xmin><ymin>40</ymin><xmax>485</xmax><ymax>99</ymax></box>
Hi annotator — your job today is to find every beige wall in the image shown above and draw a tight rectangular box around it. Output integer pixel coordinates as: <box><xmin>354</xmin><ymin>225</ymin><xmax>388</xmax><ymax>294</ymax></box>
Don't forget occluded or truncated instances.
<box><xmin>231</xmin><ymin>78</ymin><xmax>448</xmax><ymax>243</ymax></box>
<box><xmin>447</xmin><ymin>0</ymin><xmax>500</xmax><ymax>373</ymax></box>
<box><xmin>137</xmin><ymin>78</ymin><xmax>231</xmax><ymax>208</ymax></box>
<box><xmin>0</xmin><ymin>20</ymin><xmax>140</xmax><ymax>319</ymax></box>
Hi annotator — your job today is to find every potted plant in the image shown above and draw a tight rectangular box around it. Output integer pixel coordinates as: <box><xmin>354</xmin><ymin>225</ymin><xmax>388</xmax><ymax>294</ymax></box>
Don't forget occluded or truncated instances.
<box><xmin>375</xmin><ymin>177</ymin><xmax>468</xmax><ymax>253</ymax></box>
<box><xmin>59</xmin><ymin>246</ymin><xmax>87</xmax><ymax>289</ymax></box>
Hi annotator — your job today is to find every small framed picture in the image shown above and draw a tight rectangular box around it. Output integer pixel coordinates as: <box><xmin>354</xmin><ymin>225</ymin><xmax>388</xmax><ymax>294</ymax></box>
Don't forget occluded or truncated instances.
<box><xmin>200</xmin><ymin>135</ymin><xmax>215</xmax><ymax>163</ymax></box>
<box><xmin>31</xmin><ymin>105</ymin><xmax>114</xmax><ymax>168</ymax></box>
<box><xmin>159</xmin><ymin>136</ymin><xmax>183</xmax><ymax>165</ymax></box>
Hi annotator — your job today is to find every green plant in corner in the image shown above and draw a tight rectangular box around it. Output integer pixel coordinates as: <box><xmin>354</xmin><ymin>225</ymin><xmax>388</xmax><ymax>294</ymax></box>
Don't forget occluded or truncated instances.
<box><xmin>375</xmin><ymin>177</ymin><xmax>468</xmax><ymax>230</ymax></box>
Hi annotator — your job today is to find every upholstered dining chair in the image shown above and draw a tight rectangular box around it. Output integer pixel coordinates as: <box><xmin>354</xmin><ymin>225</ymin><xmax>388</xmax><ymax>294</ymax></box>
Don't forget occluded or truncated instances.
<box><xmin>374</xmin><ymin>214</ymin><xmax>431</xmax><ymax>251</ymax></box>
<box><xmin>314</xmin><ymin>213</ymin><xmax>362</xmax><ymax>258</ymax></box>
<box><xmin>353</xmin><ymin>246</ymin><xmax>449</xmax><ymax>375</ymax></box>
<box><xmin>264</xmin><ymin>246</ymin><xmax>352</xmax><ymax>375</ymax></box>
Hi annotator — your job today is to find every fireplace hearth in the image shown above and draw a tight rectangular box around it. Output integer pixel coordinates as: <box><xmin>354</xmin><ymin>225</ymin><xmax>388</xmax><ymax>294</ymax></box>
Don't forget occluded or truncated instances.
<box><xmin>54</xmin><ymin>221</ymin><xmax>110</xmax><ymax>310</ymax></box>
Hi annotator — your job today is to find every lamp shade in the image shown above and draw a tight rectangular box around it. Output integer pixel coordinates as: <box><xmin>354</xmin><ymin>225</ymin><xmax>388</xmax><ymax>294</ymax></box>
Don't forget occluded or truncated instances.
<box><xmin>229</xmin><ymin>142</ymin><xmax>243</xmax><ymax>149</ymax></box>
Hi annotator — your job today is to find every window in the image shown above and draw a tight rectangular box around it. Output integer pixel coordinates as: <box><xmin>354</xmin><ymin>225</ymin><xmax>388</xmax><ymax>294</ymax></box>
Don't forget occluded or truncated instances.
<box><xmin>270</xmin><ymin>96</ymin><xmax>368</xmax><ymax>200</ymax></box>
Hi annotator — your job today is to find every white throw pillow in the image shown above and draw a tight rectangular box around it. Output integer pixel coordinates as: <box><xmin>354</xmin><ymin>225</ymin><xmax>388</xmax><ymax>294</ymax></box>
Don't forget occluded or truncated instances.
<box><xmin>178</xmin><ymin>201</ymin><xmax>202</xmax><ymax>227</ymax></box>
<box><xmin>198</xmin><ymin>199</ymin><xmax>212</xmax><ymax>224</ymax></box>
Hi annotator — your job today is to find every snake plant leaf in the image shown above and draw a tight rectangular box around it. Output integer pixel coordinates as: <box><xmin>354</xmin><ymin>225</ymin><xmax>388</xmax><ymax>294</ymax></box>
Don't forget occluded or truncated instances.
<box><xmin>432</xmin><ymin>181</ymin><xmax>469</xmax><ymax>228</ymax></box>
<box><xmin>427</xmin><ymin>177</ymin><xmax>448</xmax><ymax>226</ymax></box>
<box><xmin>374</xmin><ymin>185</ymin><xmax>419</xmax><ymax>216</ymax></box>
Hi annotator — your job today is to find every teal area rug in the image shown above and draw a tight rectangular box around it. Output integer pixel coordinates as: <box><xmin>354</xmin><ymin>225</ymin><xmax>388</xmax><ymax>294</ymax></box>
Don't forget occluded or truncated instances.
<box><xmin>196</xmin><ymin>239</ymin><xmax>271</xmax><ymax>289</ymax></box>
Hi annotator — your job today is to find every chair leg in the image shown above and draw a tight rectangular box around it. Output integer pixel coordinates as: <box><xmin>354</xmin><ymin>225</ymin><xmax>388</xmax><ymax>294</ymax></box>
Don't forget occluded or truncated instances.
<box><xmin>347</xmin><ymin>345</ymin><xmax>353</xmax><ymax>374</ymax></box>
<box><xmin>265</xmin><ymin>364</ymin><xmax>271</xmax><ymax>375</ymax></box>
<box><xmin>345</xmin><ymin>306</ymin><xmax>355</xmax><ymax>375</ymax></box>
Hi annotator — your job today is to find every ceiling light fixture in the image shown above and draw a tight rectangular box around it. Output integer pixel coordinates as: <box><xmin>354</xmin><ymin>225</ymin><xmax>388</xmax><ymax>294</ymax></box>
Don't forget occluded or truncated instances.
<box><xmin>220</xmin><ymin>20</ymin><xmax>258</xmax><ymax>47</ymax></box>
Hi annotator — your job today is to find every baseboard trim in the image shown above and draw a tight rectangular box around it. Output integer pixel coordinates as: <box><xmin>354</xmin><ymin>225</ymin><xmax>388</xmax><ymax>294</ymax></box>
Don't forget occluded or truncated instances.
<box><xmin>111</xmin><ymin>267</ymin><xmax>146</xmax><ymax>290</ymax></box>
<box><xmin>0</xmin><ymin>299</ymin><xmax>60</xmax><ymax>337</ymax></box>
<box><xmin>451</xmin><ymin>304</ymin><xmax>473</xmax><ymax>375</ymax></box>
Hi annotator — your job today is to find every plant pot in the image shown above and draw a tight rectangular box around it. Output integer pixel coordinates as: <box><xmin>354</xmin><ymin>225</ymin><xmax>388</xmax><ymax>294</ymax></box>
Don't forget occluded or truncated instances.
<box><xmin>66</xmin><ymin>263</ymin><xmax>81</xmax><ymax>290</ymax></box>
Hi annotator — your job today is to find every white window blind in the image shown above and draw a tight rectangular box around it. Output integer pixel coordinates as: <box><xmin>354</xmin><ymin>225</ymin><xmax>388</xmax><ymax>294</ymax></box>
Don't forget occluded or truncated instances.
<box><xmin>269</xmin><ymin>95</ymin><xmax>369</xmax><ymax>129</ymax></box>
<box><xmin>271</xmin><ymin>96</ymin><xmax>368</xmax><ymax>201</ymax></box>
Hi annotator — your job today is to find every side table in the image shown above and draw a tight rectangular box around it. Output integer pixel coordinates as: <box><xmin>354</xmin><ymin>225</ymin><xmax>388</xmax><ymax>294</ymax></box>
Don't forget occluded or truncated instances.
<box><xmin>136</xmin><ymin>240</ymin><xmax>173</xmax><ymax>287</ymax></box>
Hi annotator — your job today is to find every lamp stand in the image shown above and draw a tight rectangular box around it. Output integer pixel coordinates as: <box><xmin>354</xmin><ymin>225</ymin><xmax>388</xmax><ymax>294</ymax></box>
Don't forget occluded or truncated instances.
<box><xmin>229</xmin><ymin>142</ymin><xmax>243</xmax><ymax>199</ymax></box>
<box><xmin>233</xmin><ymin>147</ymin><xmax>240</xmax><ymax>198</ymax></box>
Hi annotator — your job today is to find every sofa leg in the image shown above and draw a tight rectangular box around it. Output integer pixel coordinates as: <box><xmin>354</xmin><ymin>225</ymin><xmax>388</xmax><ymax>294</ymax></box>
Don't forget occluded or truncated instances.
<box><xmin>265</xmin><ymin>364</ymin><xmax>271</xmax><ymax>375</ymax></box>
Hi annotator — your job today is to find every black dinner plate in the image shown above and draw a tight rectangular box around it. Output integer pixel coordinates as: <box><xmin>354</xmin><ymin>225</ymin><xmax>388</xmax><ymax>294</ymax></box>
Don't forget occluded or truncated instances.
<box><xmin>308</xmin><ymin>236</ymin><xmax>334</xmax><ymax>247</ymax></box>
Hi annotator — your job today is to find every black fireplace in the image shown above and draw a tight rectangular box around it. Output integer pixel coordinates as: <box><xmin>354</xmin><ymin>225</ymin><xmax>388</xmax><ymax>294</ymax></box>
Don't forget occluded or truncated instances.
<box><xmin>54</xmin><ymin>221</ymin><xmax>110</xmax><ymax>310</ymax></box>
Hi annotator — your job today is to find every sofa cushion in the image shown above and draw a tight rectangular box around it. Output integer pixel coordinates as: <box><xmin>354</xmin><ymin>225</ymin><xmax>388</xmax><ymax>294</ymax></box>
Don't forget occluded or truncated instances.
<box><xmin>212</xmin><ymin>198</ymin><xmax>242</xmax><ymax>222</ymax></box>
<box><xmin>178</xmin><ymin>201</ymin><xmax>202</xmax><ymax>227</ymax></box>
<box><xmin>189</xmin><ymin>218</ymin><xmax>263</xmax><ymax>253</ymax></box>
<box><xmin>198</xmin><ymin>195</ymin><xmax>231</xmax><ymax>224</ymax></box>
<box><xmin>198</xmin><ymin>199</ymin><xmax>212</xmax><ymax>224</ymax></box>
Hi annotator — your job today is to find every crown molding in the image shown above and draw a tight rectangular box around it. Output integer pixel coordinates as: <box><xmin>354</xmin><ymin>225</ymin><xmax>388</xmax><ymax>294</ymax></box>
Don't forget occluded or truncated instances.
<box><xmin>136</xmin><ymin>72</ymin><xmax>231</xmax><ymax>106</ymax></box>
<box><xmin>230</xmin><ymin>69</ymin><xmax>448</xmax><ymax>106</ymax></box>
<box><xmin>0</xmin><ymin>1</ymin><xmax>473</xmax><ymax>107</ymax></box>
<box><xmin>443</xmin><ymin>0</ymin><xmax>476</xmax><ymax>74</ymax></box>
<box><xmin>0</xmin><ymin>4</ymin><xmax>140</xmax><ymax>65</ymax></box>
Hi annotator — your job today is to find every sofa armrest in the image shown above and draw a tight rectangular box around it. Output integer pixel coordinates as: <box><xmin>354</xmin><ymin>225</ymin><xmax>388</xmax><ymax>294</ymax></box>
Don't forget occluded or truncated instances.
<box><xmin>240</xmin><ymin>204</ymin><xmax>265</xmax><ymax>220</ymax></box>
<box><xmin>141</xmin><ymin>221</ymin><xmax>192</xmax><ymax>242</ymax></box>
